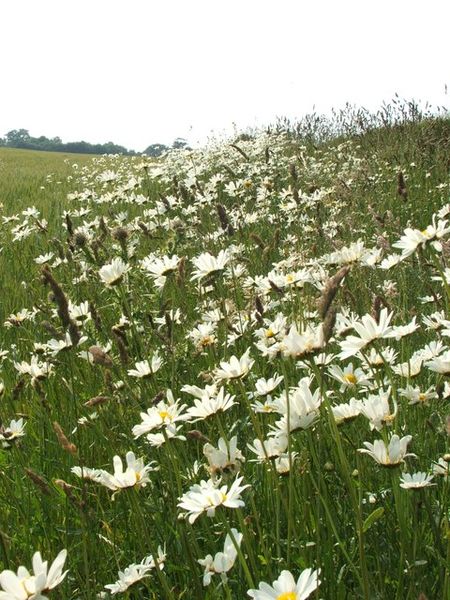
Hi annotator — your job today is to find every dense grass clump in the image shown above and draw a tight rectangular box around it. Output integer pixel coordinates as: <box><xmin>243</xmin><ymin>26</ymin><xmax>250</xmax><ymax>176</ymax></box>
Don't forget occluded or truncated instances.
<box><xmin>0</xmin><ymin>103</ymin><xmax>449</xmax><ymax>599</ymax></box>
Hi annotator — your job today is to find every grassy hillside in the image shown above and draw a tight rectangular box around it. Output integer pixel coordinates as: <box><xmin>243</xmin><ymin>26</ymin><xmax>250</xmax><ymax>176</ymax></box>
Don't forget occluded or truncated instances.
<box><xmin>0</xmin><ymin>110</ymin><xmax>449</xmax><ymax>599</ymax></box>
<box><xmin>0</xmin><ymin>147</ymin><xmax>97</xmax><ymax>210</ymax></box>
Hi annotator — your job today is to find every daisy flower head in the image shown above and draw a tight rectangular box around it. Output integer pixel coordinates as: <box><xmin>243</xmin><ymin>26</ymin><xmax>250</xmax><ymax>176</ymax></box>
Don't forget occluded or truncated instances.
<box><xmin>185</xmin><ymin>386</ymin><xmax>236</xmax><ymax>421</ymax></box>
<box><xmin>191</xmin><ymin>249</ymin><xmax>230</xmax><ymax>282</ymax></box>
<box><xmin>280</xmin><ymin>323</ymin><xmax>325</xmax><ymax>359</ymax></box>
<box><xmin>214</xmin><ymin>349</ymin><xmax>254</xmax><ymax>382</ymax></box>
<box><xmin>127</xmin><ymin>352</ymin><xmax>163</xmax><ymax>378</ymax></box>
<box><xmin>392</xmin><ymin>227</ymin><xmax>429</xmax><ymax>258</ymax></box>
<box><xmin>425</xmin><ymin>350</ymin><xmax>450</xmax><ymax>374</ymax></box>
<box><xmin>178</xmin><ymin>476</ymin><xmax>249</xmax><ymax>524</ymax></box>
<box><xmin>399</xmin><ymin>472</ymin><xmax>435</xmax><ymax>490</ymax></box>
<box><xmin>433</xmin><ymin>457</ymin><xmax>449</xmax><ymax>478</ymax></box>
<box><xmin>141</xmin><ymin>254</ymin><xmax>180</xmax><ymax>278</ymax></box>
<box><xmin>14</xmin><ymin>356</ymin><xmax>53</xmax><ymax>383</ymax></box>
<box><xmin>247</xmin><ymin>435</ymin><xmax>288</xmax><ymax>461</ymax></box>
<box><xmin>104</xmin><ymin>547</ymin><xmax>166</xmax><ymax>595</ymax></box>
<box><xmin>0</xmin><ymin>418</ymin><xmax>26</xmax><ymax>448</ymax></box>
<box><xmin>398</xmin><ymin>384</ymin><xmax>438</xmax><ymax>405</ymax></box>
<box><xmin>253</xmin><ymin>374</ymin><xmax>284</xmax><ymax>397</ymax></box>
<box><xmin>360</xmin><ymin>387</ymin><xmax>397</xmax><ymax>431</ymax></box>
<box><xmin>327</xmin><ymin>362</ymin><xmax>371</xmax><ymax>391</ymax></box>
<box><xmin>331</xmin><ymin>398</ymin><xmax>362</xmax><ymax>424</ymax></box>
<box><xmin>338</xmin><ymin>308</ymin><xmax>394</xmax><ymax>359</ymax></box>
<box><xmin>99</xmin><ymin>257</ymin><xmax>130</xmax><ymax>286</ymax></box>
<box><xmin>203</xmin><ymin>436</ymin><xmax>244</xmax><ymax>478</ymax></box>
<box><xmin>79</xmin><ymin>451</ymin><xmax>159</xmax><ymax>494</ymax></box>
<box><xmin>198</xmin><ymin>529</ymin><xmax>242</xmax><ymax>586</ymax></box>
<box><xmin>270</xmin><ymin>379</ymin><xmax>322</xmax><ymax>434</ymax></box>
<box><xmin>358</xmin><ymin>434</ymin><xmax>416</xmax><ymax>467</ymax></box>
<box><xmin>132</xmin><ymin>390</ymin><xmax>188</xmax><ymax>437</ymax></box>
<box><xmin>0</xmin><ymin>548</ymin><xmax>68</xmax><ymax>599</ymax></box>
<box><xmin>248</xmin><ymin>568</ymin><xmax>320</xmax><ymax>600</ymax></box>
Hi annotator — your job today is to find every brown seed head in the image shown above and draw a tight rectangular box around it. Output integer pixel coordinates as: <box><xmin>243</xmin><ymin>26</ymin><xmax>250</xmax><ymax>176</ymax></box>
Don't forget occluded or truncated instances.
<box><xmin>53</xmin><ymin>421</ymin><xmax>77</xmax><ymax>455</ymax></box>
<box><xmin>88</xmin><ymin>346</ymin><xmax>114</xmax><ymax>368</ymax></box>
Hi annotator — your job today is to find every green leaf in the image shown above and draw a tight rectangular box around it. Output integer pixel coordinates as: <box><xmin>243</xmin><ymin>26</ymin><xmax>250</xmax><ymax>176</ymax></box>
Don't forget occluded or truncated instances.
<box><xmin>363</xmin><ymin>507</ymin><xmax>384</xmax><ymax>533</ymax></box>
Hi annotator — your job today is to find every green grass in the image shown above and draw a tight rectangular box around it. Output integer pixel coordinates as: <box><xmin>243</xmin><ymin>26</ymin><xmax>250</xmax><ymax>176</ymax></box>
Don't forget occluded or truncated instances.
<box><xmin>0</xmin><ymin>107</ymin><xmax>449</xmax><ymax>599</ymax></box>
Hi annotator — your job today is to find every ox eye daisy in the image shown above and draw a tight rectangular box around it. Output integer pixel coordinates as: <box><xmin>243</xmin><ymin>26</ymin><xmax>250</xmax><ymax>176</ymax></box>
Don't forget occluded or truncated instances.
<box><xmin>104</xmin><ymin>548</ymin><xmax>166</xmax><ymax>595</ymax></box>
<box><xmin>198</xmin><ymin>529</ymin><xmax>242</xmax><ymax>586</ymax></box>
<box><xmin>132</xmin><ymin>390</ymin><xmax>188</xmax><ymax>437</ymax></box>
<box><xmin>127</xmin><ymin>352</ymin><xmax>163</xmax><ymax>378</ymax></box>
<box><xmin>214</xmin><ymin>349</ymin><xmax>254</xmax><ymax>381</ymax></box>
<box><xmin>72</xmin><ymin>451</ymin><xmax>158</xmax><ymax>494</ymax></box>
<box><xmin>247</xmin><ymin>568</ymin><xmax>320</xmax><ymax>600</ymax></box>
<box><xmin>0</xmin><ymin>549</ymin><xmax>68</xmax><ymax>599</ymax></box>
<box><xmin>399</xmin><ymin>472</ymin><xmax>435</xmax><ymax>489</ymax></box>
<box><xmin>99</xmin><ymin>257</ymin><xmax>130</xmax><ymax>286</ymax></box>
<box><xmin>177</xmin><ymin>476</ymin><xmax>249</xmax><ymax>524</ymax></box>
<box><xmin>191</xmin><ymin>249</ymin><xmax>230</xmax><ymax>281</ymax></box>
<box><xmin>0</xmin><ymin>418</ymin><xmax>26</xmax><ymax>447</ymax></box>
<box><xmin>358</xmin><ymin>434</ymin><xmax>416</xmax><ymax>467</ymax></box>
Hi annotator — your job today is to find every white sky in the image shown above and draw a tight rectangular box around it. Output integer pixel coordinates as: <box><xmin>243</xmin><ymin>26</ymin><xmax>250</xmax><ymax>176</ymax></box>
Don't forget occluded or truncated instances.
<box><xmin>0</xmin><ymin>0</ymin><xmax>448</xmax><ymax>151</ymax></box>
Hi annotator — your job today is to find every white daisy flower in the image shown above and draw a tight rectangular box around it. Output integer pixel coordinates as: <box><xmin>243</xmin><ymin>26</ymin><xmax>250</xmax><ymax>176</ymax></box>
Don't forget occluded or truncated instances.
<box><xmin>399</xmin><ymin>472</ymin><xmax>435</xmax><ymax>490</ymax></box>
<box><xmin>99</xmin><ymin>257</ymin><xmax>130</xmax><ymax>286</ymax></box>
<box><xmin>248</xmin><ymin>568</ymin><xmax>320</xmax><ymax>600</ymax></box>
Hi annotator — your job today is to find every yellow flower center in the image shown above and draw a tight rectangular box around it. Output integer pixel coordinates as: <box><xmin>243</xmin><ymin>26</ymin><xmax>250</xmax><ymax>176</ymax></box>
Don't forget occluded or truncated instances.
<box><xmin>344</xmin><ymin>373</ymin><xmax>357</xmax><ymax>384</ymax></box>
<box><xmin>277</xmin><ymin>593</ymin><xmax>297</xmax><ymax>600</ymax></box>
<box><xmin>158</xmin><ymin>410</ymin><xmax>170</xmax><ymax>420</ymax></box>
<box><xmin>265</xmin><ymin>328</ymin><xmax>275</xmax><ymax>338</ymax></box>
<box><xmin>419</xmin><ymin>393</ymin><xmax>426</xmax><ymax>402</ymax></box>
<box><xmin>286</xmin><ymin>274</ymin><xmax>295</xmax><ymax>283</ymax></box>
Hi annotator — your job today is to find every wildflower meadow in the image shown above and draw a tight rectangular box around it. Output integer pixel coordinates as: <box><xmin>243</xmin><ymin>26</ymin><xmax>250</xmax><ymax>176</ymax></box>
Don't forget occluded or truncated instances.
<box><xmin>0</xmin><ymin>103</ymin><xmax>449</xmax><ymax>599</ymax></box>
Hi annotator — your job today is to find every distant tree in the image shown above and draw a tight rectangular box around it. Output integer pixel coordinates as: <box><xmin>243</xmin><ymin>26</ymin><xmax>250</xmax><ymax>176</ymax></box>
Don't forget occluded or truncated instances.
<box><xmin>171</xmin><ymin>138</ymin><xmax>191</xmax><ymax>150</ymax></box>
<box><xmin>5</xmin><ymin>129</ymin><xmax>31</xmax><ymax>147</ymax></box>
<box><xmin>143</xmin><ymin>143</ymin><xmax>169</xmax><ymax>157</ymax></box>
<box><xmin>1</xmin><ymin>129</ymin><xmax>135</xmax><ymax>155</ymax></box>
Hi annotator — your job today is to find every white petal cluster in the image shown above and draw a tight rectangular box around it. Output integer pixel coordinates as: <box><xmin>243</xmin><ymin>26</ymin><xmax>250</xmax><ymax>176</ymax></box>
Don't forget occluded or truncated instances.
<box><xmin>99</xmin><ymin>257</ymin><xmax>130</xmax><ymax>286</ymax></box>
<box><xmin>358</xmin><ymin>434</ymin><xmax>416</xmax><ymax>466</ymax></box>
<box><xmin>198</xmin><ymin>529</ymin><xmax>242</xmax><ymax>586</ymax></box>
<box><xmin>72</xmin><ymin>451</ymin><xmax>158</xmax><ymax>493</ymax></box>
<box><xmin>0</xmin><ymin>549</ymin><xmax>68</xmax><ymax>600</ymax></box>
<box><xmin>248</xmin><ymin>568</ymin><xmax>320</xmax><ymax>600</ymax></box>
<box><xmin>104</xmin><ymin>547</ymin><xmax>166</xmax><ymax>595</ymax></box>
<box><xmin>178</xmin><ymin>476</ymin><xmax>249</xmax><ymax>524</ymax></box>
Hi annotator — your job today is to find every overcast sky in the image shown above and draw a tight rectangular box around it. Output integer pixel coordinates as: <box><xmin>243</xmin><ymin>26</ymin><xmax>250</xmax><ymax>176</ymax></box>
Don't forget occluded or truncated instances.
<box><xmin>0</xmin><ymin>0</ymin><xmax>448</xmax><ymax>151</ymax></box>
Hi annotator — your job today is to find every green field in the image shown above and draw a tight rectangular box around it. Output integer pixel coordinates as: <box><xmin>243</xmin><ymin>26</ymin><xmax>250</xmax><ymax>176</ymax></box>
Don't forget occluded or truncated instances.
<box><xmin>0</xmin><ymin>109</ymin><xmax>449</xmax><ymax>599</ymax></box>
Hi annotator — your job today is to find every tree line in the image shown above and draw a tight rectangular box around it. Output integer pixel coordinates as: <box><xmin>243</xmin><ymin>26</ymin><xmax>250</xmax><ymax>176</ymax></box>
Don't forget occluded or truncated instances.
<box><xmin>0</xmin><ymin>129</ymin><xmax>135</xmax><ymax>155</ymax></box>
<box><xmin>0</xmin><ymin>129</ymin><xmax>191</xmax><ymax>156</ymax></box>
